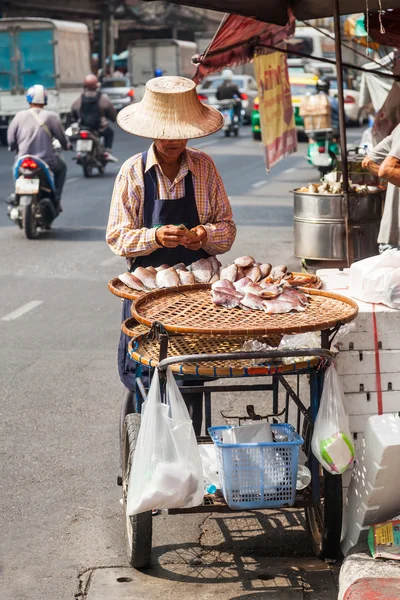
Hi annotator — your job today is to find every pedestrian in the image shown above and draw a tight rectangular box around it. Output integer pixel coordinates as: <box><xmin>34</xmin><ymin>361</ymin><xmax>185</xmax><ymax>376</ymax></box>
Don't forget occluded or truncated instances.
<box><xmin>71</xmin><ymin>74</ymin><xmax>118</xmax><ymax>161</ymax></box>
<box><xmin>7</xmin><ymin>84</ymin><xmax>69</xmax><ymax>212</ymax></box>
<box><xmin>106</xmin><ymin>75</ymin><xmax>236</xmax><ymax>480</ymax></box>
<box><xmin>362</xmin><ymin>124</ymin><xmax>400</xmax><ymax>252</ymax></box>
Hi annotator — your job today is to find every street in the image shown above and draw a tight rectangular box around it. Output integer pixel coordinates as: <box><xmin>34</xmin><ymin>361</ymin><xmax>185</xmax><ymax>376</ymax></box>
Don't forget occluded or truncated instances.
<box><xmin>0</xmin><ymin>124</ymin><xmax>363</xmax><ymax>600</ymax></box>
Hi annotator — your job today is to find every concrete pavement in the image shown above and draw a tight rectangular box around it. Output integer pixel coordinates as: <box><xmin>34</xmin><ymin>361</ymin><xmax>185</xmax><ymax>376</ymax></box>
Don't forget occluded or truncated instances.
<box><xmin>0</xmin><ymin>124</ymin><xmax>364</xmax><ymax>600</ymax></box>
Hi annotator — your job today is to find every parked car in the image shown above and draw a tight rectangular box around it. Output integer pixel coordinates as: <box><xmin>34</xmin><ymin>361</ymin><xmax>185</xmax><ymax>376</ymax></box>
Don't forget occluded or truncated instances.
<box><xmin>328</xmin><ymin>78</ymin><xmax>368</xmax><ymax>125</ymax></box>
<box><xmin>197</xmin><ymin>74</ymin><xmax>258</xmax><ymax>123</ymax></box>
<box><xmin>101</xmin><ymin>77</ymin><xmax>135</xmax><ymax>111</ymax></box>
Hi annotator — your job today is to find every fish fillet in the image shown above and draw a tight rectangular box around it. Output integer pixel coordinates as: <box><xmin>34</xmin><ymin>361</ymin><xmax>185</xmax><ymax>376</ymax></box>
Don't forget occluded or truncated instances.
<box><xmin>155</xmin><ymin>264</ymin><xmax>170</xmax><ymax>272</ymax></box>
<box><xmin>220</xmin><ymin>264</ymin><xmax>238</xmax><ymax>282</ymax></box>
<box><xmin>212</xmin><ymin>279</ymin><xmax>235</xmax><ymax>291</ymax></box>
<box><xmin>173</xmin><ymin>262</ymin><xmax>187</xmax><ymax>272</ymax></box>
<box><xmin>146</xmin><ymin>266</ymin><xmax>157</xmax><ymax>275</ymax></box>
<box><xmin>262</xmin><ymin>298</ymin><xmax>295</xmax><ymax>314</ymax></box>
<box><xmin>240</xmin><ymin>293</ymin><xmax>264</xmax><ymax>310</ymax></box>
<box><xmin>118</xmin><ymin>272</ymin><xmax>145</xmax><ymax>291</ymax></box>
<box><xmin>244</xmin><ymin>265</ymin><xmax>262</xmax><ymax>282</ymax></box>
<box><xmin>258</xmin><ymin>281</ymin><xmax>282</xmax><ymax>298</ymax></box>
<box><xmin>235</xmin><ymin>266</ymin><xmax>246</xmax><ymax>281</ymax></box>
<box><xmin>133</xmin><ymin>266</ymin><xmax>157</xmax><ymax>289</ymax></box>
<box><xmin>190</xmin><ymin>258</ymin><xmax>212</xmax><ymax>283</ymax></box>
<box><xmin>270</xmin><ymin>265</ymin><xmax>288</xmax><ymax>280</ymax></box>
<box><xmin>178</xmin><ymin>270</ymin><xmax>195</xmax><ymax>285</ymax></box>
<box><xmin>234</xmin><ymin>255</ymin><xmax>255</xmax><ymax>268</ymax></box>
<box><xmin>207</xmin><ymin>256</ymin><xmax>221</xmax><ymax>277</ymax></box>
<box><xmin>242</xmin><ymin>282</ymin><xmax>264</xmax><ymax>296</ymax></box>
<box><xmin>209</xmin><ymin>274</ymin><xmax>219</xmax><ymax>284</ymax></box>
<box><xmin>281</xmin><ymin>286</ymin><xmax>309</xmax><ymax>306</ymax></box>
<box><xmin>233</xmin><ymin>277</ymin><xmax>252</xmax><ymax>291</ymax></box>
<box><xmin>156</xmin><ymin>267</ymin><xmax>180</xmax><ymax>288</ymax></box>
<box><xmin>211</xmin><ymin>289</ymin><xmax>242</xmax><ymax>309</ymax></box>
<box><xmin>259</xmin><ymin>263</ymin><xmax>272</xmax><ymax>278</ymax></box>
<box><xmin>279</xmin><ymin>288</ymin><xmax>307</xmax><ymax>310</ymax></box>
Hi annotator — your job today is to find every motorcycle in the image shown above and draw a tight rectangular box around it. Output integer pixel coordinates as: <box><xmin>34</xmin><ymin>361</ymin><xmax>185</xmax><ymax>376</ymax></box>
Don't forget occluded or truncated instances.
<box><xmin>307</xmin><ymin>129</ymin><xmax>339</xmax><ymax>176</ymax></box>
<box><xmin>218</xmin><ymin>98</ymin><xmax>241</xmax><ymax>138</ymax></box>
<box><xmin>7</xmin><ymin>153</ymin><xmax>60</xmax><ymax>239</ymax></box>
<box><xmin>66</xmin><ymin>122</ymin><xmax>113</xmax><ymax>178</ymax></box>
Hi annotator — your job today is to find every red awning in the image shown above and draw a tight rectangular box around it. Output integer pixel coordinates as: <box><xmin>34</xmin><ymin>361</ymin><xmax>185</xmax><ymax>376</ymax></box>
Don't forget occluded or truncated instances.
<box><xmin>194</xmin><ymin>13</ymin><xmax>295</xmax><ymax>82</ymax></box>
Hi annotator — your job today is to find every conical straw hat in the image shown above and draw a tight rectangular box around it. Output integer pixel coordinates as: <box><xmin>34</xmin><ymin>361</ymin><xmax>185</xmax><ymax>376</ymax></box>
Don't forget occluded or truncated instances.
<box><xmin>117</xmin><ymin>76</ymin><xmax>223</xmax><ymax>139</ymax></box>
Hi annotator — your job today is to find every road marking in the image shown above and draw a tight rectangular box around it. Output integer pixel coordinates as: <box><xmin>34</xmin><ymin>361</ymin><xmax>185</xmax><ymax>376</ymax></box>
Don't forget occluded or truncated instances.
<box><xmin>66</xmin><ymin>177</ymin><xmax>79</xmax><ymax>184</ymax></box>
<box><xmin>193</xmin><ymin>139</ymin><xmax>220</xmax><ymax>149</ymax></box>
<box><xmin>283</xmin><ymin>167</ymin><xmax>296</xmax><ymax>174</ymax></box>
<box><xmin>252</xmin><ymin>179</ymin><xmax>268</xmax><ymax>188</ymax></box>
<box><xmin>1</xmin><ymin>300</ymin><xmax>43</xmax><ymax>322</ymax></box>
<box><xmin>100</xmin><ymin>255</ymin><xmax>122</xmax><ymax>267</ymax></box>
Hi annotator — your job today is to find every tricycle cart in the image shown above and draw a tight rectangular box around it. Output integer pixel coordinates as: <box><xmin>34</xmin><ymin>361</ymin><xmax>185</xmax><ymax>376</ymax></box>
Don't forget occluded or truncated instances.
<box><xmin>108</xmin><ymin>281</ymin><xmax>358</xmax><ymax>569</ymax></box>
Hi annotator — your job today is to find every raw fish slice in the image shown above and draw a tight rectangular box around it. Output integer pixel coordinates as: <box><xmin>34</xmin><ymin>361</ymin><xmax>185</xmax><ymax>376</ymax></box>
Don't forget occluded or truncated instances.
<box><xmin>155</xmin><ymin>264</ymin><xmax>170</xmax><ymax>272</ymax></box>
<box><xmin>259</xmin><ymin>263</ymin><xmax>272</xmax><ymax>278</ymax></box>
<box><xmin>147</xmin><ymin>266</ymin><xmax>157</xmax><ymax>275</ymax></box>
<box><xmin>242</xmin><ymin>282</ymin><xmax>264</xmax><ymax>295</ymax></box>
<box><xmin>209</xmin><ymin>274</ymin><xmax>219</xmax><ymax>284</ymax></box>
<box><xmin>279</xmin><ymin>288</ymin><xmax>307</xmax><ymax>309</ymax></box>
<box><xmin>281</xmin><ymin>286</ymin><xmax>309</xmax><ymax>306</ymax></box>
<box><xmin>258</xmin><ymin>281</ymin><xmax>283</xmax><ymax>298</ymax></box>
<box><xmin>207</xmin><ymin>256</ymin><xmax>221</xmax><ymax>277</ymax></box>
<box><xmin>233</xmin><ymin>277</ymin><xmax>252</xmax><ymax>291</ymax></box>
<box><xmin>178</xmin><ymin>270</ymin><xmax>195</xmax><ymax>285</ymax></box>
<box><xmin>173</xmin><ymin>262</ymin><xmax>187</xmax><ymax>271</ymax></box>
<box><xmin>270</xmin><ymin>265</ymin><xmax>288</xmax><ymax>280</ymax></box>
<box><xmin>220</xmin><ymin>264</ymin><xmax>237</xmax><ymax>282</ymax></box>
<box><xmin>156</xmin><ymin>267</ymin><xmax>180</xmax><ymax>288</ymax></box>
<box><xmin>212</xmin><ymin>279</ymin><xmax>235</xmax><ymax>291</ymax></box>
<box><xmin>240</xmin><ymin>293</ymin><xmax>264</xmax><ymax>310</ymax></box>
<box><xmin>244</xmin><ymin>265</ymin><xmax>262</xmax><ymax>282</ymax></box>
<box><xmin>234</xmin><ymin>256</ymin><xmax>255</xmax><ymax>268</ymax></box>
<box><xmin>133</xmin><ymin>266</ymin><xmax>157</xmax><ymax>289</ymax></box>
<box><xmin>118</xmin><ymin>272</ymin><xmax>146</xmax><ymax>291</ymax></box>
<box><xmin>262</xmin><ymin>298</ymin><xmax>294</xmax><ymax>314</ymax></box>
<box><xmin>211</xmin><ymin>290</ymin><xmax>241</xmax><ymax>309</ymax></box>
<box><xmin>235</xmin><ymin>266</ymin><xmax>246</xmax><ymax>281</ymax></box>
<box><xmin>190</xmin><ymin>258</ymin><xmax>212</xmax><ymax>283</ymax></box>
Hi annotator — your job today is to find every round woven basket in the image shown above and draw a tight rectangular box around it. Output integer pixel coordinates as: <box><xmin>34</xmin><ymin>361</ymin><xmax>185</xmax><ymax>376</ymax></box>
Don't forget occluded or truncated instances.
<box><xmin>130</xmin><ymin>284</ymin><xmax>358</xmax><ymax>336</ymax></box>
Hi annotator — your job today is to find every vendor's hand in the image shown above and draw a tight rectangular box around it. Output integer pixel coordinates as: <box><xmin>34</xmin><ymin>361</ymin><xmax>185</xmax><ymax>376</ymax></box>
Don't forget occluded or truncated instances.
<box><xmin>361</xmin><ymin>157</ymin><xmax>369</xmax><ymax>170</ymax></box>
<box><xmin>155</xmin><ymin>225</ymin><xmax>187</xmax><ymax>248</ymax></box>
<box><xmin>182</xmin><ymin>225</ymin><xmax>208</xmax><ymax>250</ymax></box>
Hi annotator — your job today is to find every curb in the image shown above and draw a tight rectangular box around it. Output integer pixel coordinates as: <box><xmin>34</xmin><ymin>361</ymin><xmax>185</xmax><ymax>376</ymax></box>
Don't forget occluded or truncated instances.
<box><xmin>338</xmin><ymin>543</ymin><xmax>400</xmax><ymax>600</ymax></box>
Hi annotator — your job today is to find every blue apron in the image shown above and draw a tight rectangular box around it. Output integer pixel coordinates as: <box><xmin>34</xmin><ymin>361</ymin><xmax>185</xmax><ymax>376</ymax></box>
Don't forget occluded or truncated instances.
<box><xmin>118</xmin><ymin>151</ymin><xmax>209</xmax><ymax>391</ymax></box>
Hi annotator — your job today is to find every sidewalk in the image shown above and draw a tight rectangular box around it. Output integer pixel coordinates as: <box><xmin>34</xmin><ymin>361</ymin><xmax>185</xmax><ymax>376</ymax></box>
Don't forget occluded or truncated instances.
<box><xmin>339</xmin><ymin>543</ymin><xmax>400</xmax><ymax>600</ymax></box>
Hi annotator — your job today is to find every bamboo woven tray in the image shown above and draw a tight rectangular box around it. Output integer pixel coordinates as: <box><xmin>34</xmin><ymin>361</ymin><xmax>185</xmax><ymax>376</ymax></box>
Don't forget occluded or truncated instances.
<box><xmin>108</xmin><ymin>273</ymin><xmax>321</xmax><ymax>301</ymax></box>
<box><xmin>130</xmin><ymin>284</ymin><xmax>358</xmax><ymax>335</ymax></box>
<box><xmin>126</xmin><ymin>330</ymin><xmax>320</xmax><ymax>378</ymax></box>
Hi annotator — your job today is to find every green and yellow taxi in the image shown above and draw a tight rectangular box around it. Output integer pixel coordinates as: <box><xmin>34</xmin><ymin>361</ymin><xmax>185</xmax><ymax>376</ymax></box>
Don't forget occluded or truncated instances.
<box><xmin>251</xmin><ymin>73</ymin><xmax>319</xmax><ymax>140</ymax></box>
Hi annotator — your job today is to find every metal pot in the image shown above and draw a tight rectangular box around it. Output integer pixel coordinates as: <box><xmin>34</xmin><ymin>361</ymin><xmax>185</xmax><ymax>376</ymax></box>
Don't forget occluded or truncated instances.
<box><xmin>292</xmin><ymin>188</ymin><xmax>385</xmax><ymax>261</ymax></box>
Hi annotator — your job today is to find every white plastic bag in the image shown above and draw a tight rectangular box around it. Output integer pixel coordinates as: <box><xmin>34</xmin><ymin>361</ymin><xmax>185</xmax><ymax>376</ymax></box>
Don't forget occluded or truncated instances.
<box><xmin>349</xmin><ymin>249</ymin><xmax>400</xmax><ymax>309</ymax></box>
<box><xmin>127</xmin><ymin>368</ymin><xmax>204</xmax><ymax>515</ymax></box>
<box><xmin>311</xmin><ymin>364</ymin><xmax>355</xmax><ymax>475</ymax></box>
<box><xmin>278</xmin><ymin>332</ymin><xmax>320</xmax><ymax>364</ymax></box>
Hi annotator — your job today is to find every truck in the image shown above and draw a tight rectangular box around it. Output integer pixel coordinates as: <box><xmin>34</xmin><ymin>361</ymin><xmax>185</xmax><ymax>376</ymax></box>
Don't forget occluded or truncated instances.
<box><xmin>128</xmin><ymin>39</ymin><xmax>198</xmax><ymax>87</ymax></box>
<box><xmin>0</xmin><ymin>18</ymin><xmax>91</xmax><ymax>145</ymax></box>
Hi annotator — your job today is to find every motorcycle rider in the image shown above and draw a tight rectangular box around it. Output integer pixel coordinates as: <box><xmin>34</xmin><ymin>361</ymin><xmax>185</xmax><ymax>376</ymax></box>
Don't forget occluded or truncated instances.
<box><xmin>71</xmin><ymin>74</ymin><xmax>118</xmax><ymax>161</ymax></box>
<box><xmin>216</xmin><ymin>69</ymin><xmax>242</xmax><ymax>122</ymax></box>
<box><xmin>7</xmin><ymin>84</ymin><xmax>69</xmax><ymax>212</ymax></box>
<box><xmin>315</xmin><ymin>78</ymin><xmax>340</xmax><ymax>137</ymax></box>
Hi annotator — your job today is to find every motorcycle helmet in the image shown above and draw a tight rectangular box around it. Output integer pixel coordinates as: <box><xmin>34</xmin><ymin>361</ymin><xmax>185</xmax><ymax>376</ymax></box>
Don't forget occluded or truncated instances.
<box><xmin>316</xmin><ymin>78</ymin><xmax>330</xmax><ymax>94</ymax></box>
<box><xmin>222</xmin><ymin>69</ymin><xmax>234</xmax><ymax>81</ymax></box>
<box><xmin>26</xmin><ymin>84</ymin><xmax>48</xmax><ymax>105</ymax></box>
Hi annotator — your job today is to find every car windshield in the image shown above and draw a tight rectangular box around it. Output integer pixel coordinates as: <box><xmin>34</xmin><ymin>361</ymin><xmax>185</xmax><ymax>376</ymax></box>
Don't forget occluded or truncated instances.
<box><xmin>102</xmin><ymin>79</ymin><xmax>129</xmax><ymax>88</ymax></box>
<box><xmin>201</xmin><ymin>77</ymin><xmax>245</xmax><ymax>90</ymax></box>
<box><xmin>290</xmin><ymin>84</ymin><xmax>317</xmax><ymax>96</ymax></box>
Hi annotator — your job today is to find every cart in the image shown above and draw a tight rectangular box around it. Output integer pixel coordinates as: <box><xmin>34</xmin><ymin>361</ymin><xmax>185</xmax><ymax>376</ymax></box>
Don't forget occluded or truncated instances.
<box><xmin>109</xmin><ymin>282</ymin><xmax>358</xmax><ymax>569</ymax></box>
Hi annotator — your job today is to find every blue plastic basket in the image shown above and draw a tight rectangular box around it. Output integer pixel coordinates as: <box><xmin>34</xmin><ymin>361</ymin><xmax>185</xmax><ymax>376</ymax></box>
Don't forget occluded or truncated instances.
<box><xmin>208</xmin><ymin>424</ymin><xmax>304</xmax><ymax>510</ymax></box>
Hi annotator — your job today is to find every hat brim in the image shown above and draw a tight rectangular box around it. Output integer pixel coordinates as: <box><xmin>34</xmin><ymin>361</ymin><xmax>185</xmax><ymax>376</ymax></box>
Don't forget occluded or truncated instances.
<box><xmin>117</xmin><ymin>100</ymin><xmax>224</xmax><ymax>139</ymax></box>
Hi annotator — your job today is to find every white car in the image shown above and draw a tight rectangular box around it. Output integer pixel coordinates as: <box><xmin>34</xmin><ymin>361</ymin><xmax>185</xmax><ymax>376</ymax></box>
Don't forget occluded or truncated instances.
<box><xmin>328</xmin><ymin>78</ymin><xmax>368</xmax><ymax>125</ymax></box>
<box><xmin>197</xmin><ymin>74</ymin><xmax>258</xmax><ymax>123</ymax></box>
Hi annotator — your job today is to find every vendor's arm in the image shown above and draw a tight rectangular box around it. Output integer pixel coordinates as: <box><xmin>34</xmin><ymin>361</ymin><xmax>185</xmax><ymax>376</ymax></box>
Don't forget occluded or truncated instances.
<box><xmin>379</xmin><ymin>125</ymin><xmax>400</xmax><ymax>186</ymax></box>
<box><xmin>362</xmin><ymin>156</ymin><xmax>380</xmax><ymax>176</ymax></box>
<box><xmin>362</xmin><ymin>132</ymin><xmax>393</xmax><ymax>178</ymax></box>
<box><xmin>195</xmin><ymin>155</ymin><xmax>236</xmax><ymax>255</ymax></box>
<box><xmin>106</xmin><ymin>159</ymin><xmax>162</xmax><ymax>257</ymax></box>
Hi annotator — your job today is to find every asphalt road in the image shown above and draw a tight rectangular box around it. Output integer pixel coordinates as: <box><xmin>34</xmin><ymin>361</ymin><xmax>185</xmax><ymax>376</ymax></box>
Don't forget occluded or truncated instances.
<box><xmin>0</xmin><ymin>124</ymin><xmax>364</xmax><ymax>600</ymax></box>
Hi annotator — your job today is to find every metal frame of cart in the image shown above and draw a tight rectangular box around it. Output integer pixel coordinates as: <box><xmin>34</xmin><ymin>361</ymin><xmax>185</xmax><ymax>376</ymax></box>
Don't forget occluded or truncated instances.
<box><xmin>121</xmin><ymin>330</ymin><xmax>343</xmax><ymax>570</ymax></box>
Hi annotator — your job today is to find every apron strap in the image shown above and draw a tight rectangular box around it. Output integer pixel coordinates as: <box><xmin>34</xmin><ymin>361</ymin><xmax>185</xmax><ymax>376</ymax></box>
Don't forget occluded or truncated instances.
<box><xmin>142</xmin><ymin>151</ymin><xmax>157</xmax><ymax>229</ymax></box>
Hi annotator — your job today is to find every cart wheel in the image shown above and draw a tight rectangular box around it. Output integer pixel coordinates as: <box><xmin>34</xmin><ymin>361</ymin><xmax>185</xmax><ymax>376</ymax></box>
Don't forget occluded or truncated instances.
<box><xmin>302</xmin><ymin>409</ymin><xmax>343</xmax><ymax>560</ymax></box>
<box><xmin>122</xmin><ymin>413</ymin><xmax>152</xmax><ymax>568</ymax></box>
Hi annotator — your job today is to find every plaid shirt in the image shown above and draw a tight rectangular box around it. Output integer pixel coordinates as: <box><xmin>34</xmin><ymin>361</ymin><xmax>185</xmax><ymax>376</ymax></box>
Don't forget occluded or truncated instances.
<box><xmin>106</xmin><ymin>143</ymin><xmax>236</xmax><ymax>258</ymax></box>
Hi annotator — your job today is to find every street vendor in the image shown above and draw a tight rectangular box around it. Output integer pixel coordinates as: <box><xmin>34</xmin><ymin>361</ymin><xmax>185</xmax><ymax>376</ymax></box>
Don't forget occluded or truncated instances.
<box><xmin>362</xmin><ymin>123</ymin><xmax>400</xmax><ymax>252</ymax></box>
<box><xmin>106</xmin><ymin>76</ymin><xmax>236</xmax><ymax>466</ymax></box>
